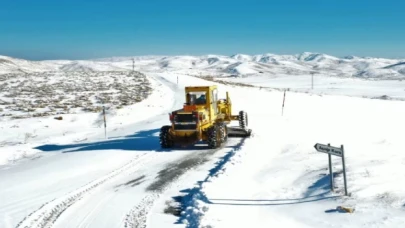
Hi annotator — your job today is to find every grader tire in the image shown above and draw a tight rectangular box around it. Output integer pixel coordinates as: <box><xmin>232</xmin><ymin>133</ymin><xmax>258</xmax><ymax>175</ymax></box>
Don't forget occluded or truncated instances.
<box><xmin>218</xmin><ymin>122</ymin><xmax>228</xmax><ymax>143</ymax></box>
<box><xmin>207</xmin><ymin>124</ymin><xmax>221</xmax><ymax>149</ymax></box>
<box><xmin>239</xmin><ymin>110</ymin><xmax>248</xmax><ymax>129</ymax></box>
<box><xmin>159</xmin><ymin>125</ymin><xmax>173</xmax><ymax>148</ymax></box>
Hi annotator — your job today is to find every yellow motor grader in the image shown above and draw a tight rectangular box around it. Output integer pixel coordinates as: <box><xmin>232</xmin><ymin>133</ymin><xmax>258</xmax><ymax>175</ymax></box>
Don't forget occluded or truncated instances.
<box><xmin>159</xmin><ymin>85</ymin><xmax>251</xmax><ymax>149</ymax></box>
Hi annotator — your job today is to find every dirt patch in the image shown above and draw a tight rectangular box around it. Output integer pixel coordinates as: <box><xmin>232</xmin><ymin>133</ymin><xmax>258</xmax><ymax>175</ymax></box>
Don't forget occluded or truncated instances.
<box><xmin>116</xmin><ymin>175</ymin><xmax>146</xmax><ymax>188</ymax></box>
<box><xmin>146</xmin><ymin>151</ymin><xmax>214</xmax><ymax>192</ymax></box>
<box><xmin>372</xmin><ymin>95</ymin><xmax>392</xmax><ymax>100</ymax></box>
<box><xmin>163</xmin><ymin>197</ymin><xmax>183</xmax><ymax>216</ymax></box>
<box><xmin>30</xmin><ymin>155</ymin><xmax>43</xmax><ymax>161</ymax></box>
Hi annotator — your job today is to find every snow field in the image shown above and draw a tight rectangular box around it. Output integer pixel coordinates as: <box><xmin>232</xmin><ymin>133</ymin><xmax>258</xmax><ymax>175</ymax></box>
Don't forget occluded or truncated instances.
<box><xmin>1</xmin><ymin>71</ymin><xmax>251</xmax><ymax>228</ymax></box>
<box><xmin>156</xmin><ymin>72</ymin><xmax>405</xmax><ymax>227</ymax></box>
<box><xmin>219</xmin><ymin>74</ymin><xmax>405</xmax><ymax>100</ymax></box>
<box><xmin>0</xmin><ymin>73</ymin><xmax>173</xmax><ymax>166</ymax></box>
<box><xmin>1</xmin><ymin>66</ymin><xmax>405</xmax><ymax>228</ymax></box>
<box><xmin>0</xmin><ymin>74</ymin><xmax>185</xmax><ymax>227</ymax></box>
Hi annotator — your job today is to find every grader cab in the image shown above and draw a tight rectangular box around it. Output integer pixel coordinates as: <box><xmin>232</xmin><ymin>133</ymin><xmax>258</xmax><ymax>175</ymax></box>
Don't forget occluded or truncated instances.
<box><xmin>159</xmin><ymin>85</ymin><xmax>251</xmax><ymax>149</ymax></box>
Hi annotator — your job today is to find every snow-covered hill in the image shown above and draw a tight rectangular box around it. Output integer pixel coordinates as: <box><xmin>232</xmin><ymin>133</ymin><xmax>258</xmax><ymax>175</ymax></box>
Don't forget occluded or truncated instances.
<box><xmin>0</xmin><ymin>55</ymin><xmax>58</xmax><ymax>74</ymax></box>
<box><xmin>92</xmin><ymin>52</ymin><xmax>404</xmax><ymax>79</ymax></box>
<box><xmin>59</xmin><ymin>61</ymin><xmax>128</xmax><ymax>72</ymax></box>
<box><xmin>1</xmin><ymin>52</ymin><xmax>404</xmax><ymax>79</ymax></box>
<box><xmin>126</xmin><ymin>53</ymin><xmax>401</xmax><ymax>79</ymax></box>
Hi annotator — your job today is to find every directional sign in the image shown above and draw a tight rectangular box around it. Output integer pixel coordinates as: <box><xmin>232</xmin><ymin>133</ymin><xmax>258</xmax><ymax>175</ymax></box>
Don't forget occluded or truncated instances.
<box><xmin>314</xmin><ymin>143</ymin><xmax>343</xmax><ymax>157</ymax></box>
<box><xmin>312</xmin><ymin>142</ymin><xmax>348</xmax><ymax>196</ymax></box>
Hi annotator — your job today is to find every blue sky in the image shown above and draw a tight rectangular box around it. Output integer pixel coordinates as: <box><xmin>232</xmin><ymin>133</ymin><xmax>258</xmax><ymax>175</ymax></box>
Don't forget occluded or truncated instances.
<box><xmin>0</xmin><ymin>0</ymin><xmax>404</xmax><ymax>60</ymax></box>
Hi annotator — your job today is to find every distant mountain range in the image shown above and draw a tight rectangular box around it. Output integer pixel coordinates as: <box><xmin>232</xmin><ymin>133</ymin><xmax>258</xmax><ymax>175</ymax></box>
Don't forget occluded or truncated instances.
<box><xmin>1</xmin><ymin>52</ymin><xmax>405</xmax><ymax>79</ymax></box>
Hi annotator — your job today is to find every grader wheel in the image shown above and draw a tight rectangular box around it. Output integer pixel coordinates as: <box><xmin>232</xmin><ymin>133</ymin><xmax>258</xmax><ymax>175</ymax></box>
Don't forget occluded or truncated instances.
<box><xmin>239</xmin><ymin>110</ymin><xmax>248</xmax><ymax>129</ymax></box>
<box><xmin>218</xmin><ymin>122</ymin><xmax>228</xmax><ymax>143</ymax></box>
<box><xmin>207</xmin><ymin>122</ymin><xmax>228</xmax><ymax>149</ymax></box>
<box><xmin>159</xmin><ymin>125</ymin><xmax>174</xmax><ymax>148</ymax></box>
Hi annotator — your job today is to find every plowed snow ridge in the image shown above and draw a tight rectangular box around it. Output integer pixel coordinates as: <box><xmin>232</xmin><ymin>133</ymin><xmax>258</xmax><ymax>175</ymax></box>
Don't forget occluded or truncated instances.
<box><xmin>124</xmin><ymin>193</ymin><xmax>159</xmax><ymax>228</ymax></box>
<box><xmin>16</xmin><ymin>153</ymin><xmax>153</xmax><ymax>228</ymax></box>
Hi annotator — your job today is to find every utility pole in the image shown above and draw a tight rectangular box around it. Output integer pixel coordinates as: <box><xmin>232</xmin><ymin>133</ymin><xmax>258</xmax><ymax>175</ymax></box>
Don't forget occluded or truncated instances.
<box><xmin>311</xmin><ymin>72</ymin><xmax>314</xmax><ymax>90</ymax></box>
<box><xmin>132</xmin><ymin>58</ymin><xmax>135</xmax><ymax>72</ymax></box>
<box><xmin>282</xmin><ymin>90</ymin><xmax>286</xmax><ymax>116</ymax></box>
<box><xmin>102</xmin><ymin>106</ymin><xmax>107</xmax><ymax>139</ymax></box>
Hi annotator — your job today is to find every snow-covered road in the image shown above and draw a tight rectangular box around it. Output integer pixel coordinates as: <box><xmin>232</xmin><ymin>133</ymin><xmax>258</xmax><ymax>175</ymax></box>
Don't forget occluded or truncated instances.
<box><xmin>0</xmin><ymin>74</ymin><xmax>246</xmax><ymax>228</ymax></box>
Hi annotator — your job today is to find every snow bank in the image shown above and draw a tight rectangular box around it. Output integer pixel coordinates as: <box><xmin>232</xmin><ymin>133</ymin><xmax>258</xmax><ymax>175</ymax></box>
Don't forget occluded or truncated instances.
<box><xmin>178</xmin><ymin>138</ymin><xmax>248</xmax><ymax>228</ymax></box>
<box><xmin>174</xmin><ymin>83</ymin><xmax>405</xmax><ymax>227</ymax></box>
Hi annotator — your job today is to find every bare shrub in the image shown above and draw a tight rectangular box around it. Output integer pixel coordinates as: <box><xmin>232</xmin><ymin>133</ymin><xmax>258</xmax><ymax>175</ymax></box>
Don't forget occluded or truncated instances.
<box><xmin>24</xmin><ymin>133</ymin><xmax>33</xmax><ymax>143</ymax></box>
<box><xmin>0</xmin><ymin>71</ymin><xmax>153</xmax><ymax>119</ymax></box>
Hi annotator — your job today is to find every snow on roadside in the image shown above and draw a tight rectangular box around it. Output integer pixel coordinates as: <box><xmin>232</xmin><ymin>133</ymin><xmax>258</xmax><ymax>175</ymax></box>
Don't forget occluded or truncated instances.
<box><xmin>156</xmin><ymin>72</ymin><xmax>405</xmax><ymax>227</ymax></box>
<box><xmin>0</xmin><ymin>73</ymin><xmax>174</xmax><ymax>166</ymax></box>
<box><xmin>177</xmin><ymin>138</ymin><xmax>249</xmax><ymax>228</ymax></box>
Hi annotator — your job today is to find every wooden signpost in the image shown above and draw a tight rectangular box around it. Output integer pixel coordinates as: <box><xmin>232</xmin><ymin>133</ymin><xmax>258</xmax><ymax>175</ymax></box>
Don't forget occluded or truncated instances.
<box><xmin>314</xmin><ymin>143</ymin><xmax>348</xmax><ymax>196</ymax></box>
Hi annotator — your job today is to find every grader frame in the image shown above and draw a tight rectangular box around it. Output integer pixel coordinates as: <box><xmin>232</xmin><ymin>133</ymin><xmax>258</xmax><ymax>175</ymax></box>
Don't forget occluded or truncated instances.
<box><xmin>159</xmin><ymin>85</ymin><xmax>251</xmax><ymax>149</ymax></box>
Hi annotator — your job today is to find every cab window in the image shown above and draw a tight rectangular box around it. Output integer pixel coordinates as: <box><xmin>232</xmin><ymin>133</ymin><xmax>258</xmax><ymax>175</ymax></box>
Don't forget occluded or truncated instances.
<box><xmin>186</xmin><ymin>91</ymin><xmax>206</xmax><ymax>105</ymax></box>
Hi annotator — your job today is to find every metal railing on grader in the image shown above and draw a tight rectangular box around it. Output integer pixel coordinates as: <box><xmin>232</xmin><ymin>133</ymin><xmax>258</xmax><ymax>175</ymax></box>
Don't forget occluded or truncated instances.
<box><xmin>160</xmin><ymin>85</ymin><xmax>251</xmax><ymax>149</ymax></box>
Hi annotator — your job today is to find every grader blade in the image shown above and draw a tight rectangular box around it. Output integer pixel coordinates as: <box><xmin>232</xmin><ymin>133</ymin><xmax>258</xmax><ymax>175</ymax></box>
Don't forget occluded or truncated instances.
<box><xmin>227</xmin><ymin>126</ymin><xmax>252</xmax><ymax>138</ymax></box>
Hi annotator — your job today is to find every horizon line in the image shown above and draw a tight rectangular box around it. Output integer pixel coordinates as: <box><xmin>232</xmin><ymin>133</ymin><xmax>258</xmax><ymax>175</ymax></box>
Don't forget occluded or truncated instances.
<box><xmin>1</xmin><ymin>51</ymin><xmax>404</xmax><ymax>62</ymax></box>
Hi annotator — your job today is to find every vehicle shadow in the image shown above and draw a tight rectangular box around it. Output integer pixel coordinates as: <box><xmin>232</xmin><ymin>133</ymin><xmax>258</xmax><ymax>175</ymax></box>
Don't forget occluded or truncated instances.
<box><xmin>34</xmin><ymin>128</ymin><xmax>162</xmax><ymax>153</ymax></box>
<box><xmin>34</xmin><ymin>128</ymin><xmax>215</xmax><ymax>153</ymax></box>
<box><xmin>208</xmin><ymin>171</ymin><xmax>342</xmax><ymax>206</ymax></box>
<box><xmin>208</xmin><ymin>191</ymin><xmax>338</xmax><ymax>206</ymax></box>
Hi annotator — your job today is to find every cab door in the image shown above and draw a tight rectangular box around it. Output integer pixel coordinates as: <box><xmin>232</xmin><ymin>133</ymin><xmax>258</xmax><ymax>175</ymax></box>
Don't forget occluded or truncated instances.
<box><xmin>211</xmin><ymin>88</ymin><xmax>218</xmax><ymax>114</ymax></box>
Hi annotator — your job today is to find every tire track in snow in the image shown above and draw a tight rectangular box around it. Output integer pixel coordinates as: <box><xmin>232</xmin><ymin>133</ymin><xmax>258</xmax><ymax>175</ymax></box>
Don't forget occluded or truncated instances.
<box><xmin>122</xmin><ymin>149</ymin><xmax>216</xmax><ymax>228</ymax></box>
<box><xmin>72</xmin><ymin>191</ymin><xmax>115</xmax><ymax>228</ymax></box>
<box><xmin>15</xmin><ymin>153</ymin><xmax>153</xmax><ymax>228</ymax></box>
<box><xmin>123</xmin><ymin>193</ymin><xmax>159</xmax><ymax>228</ymax></box>
<box><xmin>123</xmin><ymin>140</ymin><xmax>243</xmax><ymax>228</ymax></box>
